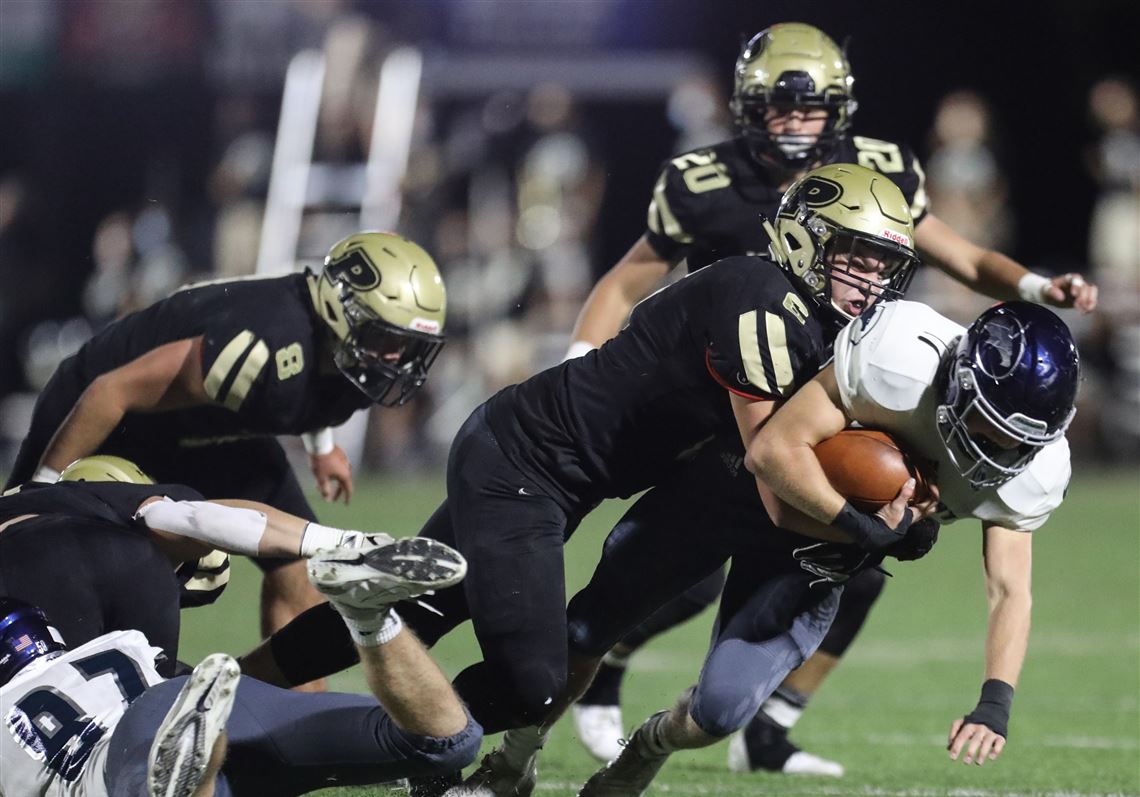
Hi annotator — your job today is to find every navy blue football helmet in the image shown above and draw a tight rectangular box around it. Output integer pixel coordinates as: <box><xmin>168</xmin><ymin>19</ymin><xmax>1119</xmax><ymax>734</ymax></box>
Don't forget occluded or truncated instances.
<box><xmin>937</xmin><ymin>302</ymin><xmax>1079</xmax><ymax>488</ymax></box>
<box><xmin>0</xmin><ymin>598</ymin><xmax>67</xmax><ymax>685</ymax></box>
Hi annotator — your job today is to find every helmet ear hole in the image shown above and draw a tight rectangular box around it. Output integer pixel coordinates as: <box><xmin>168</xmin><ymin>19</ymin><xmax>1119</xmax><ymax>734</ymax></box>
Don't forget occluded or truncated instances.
<box><xmin>783</xmin><ymin>233</ymin><xmax>802</xmax><ymax>251</ymax></box>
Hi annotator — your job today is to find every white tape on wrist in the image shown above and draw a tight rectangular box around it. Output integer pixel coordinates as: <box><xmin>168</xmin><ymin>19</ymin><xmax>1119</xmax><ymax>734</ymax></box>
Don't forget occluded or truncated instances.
<box><xmin>135</xmin><ymin>499</ymin><xmax>267</xmax><ymax>556</ymax></box>
<box><xmin>563</xmin><ymin>340</ymin><xmax>597</xmax><ymax>362</ymax></box>
<box><xmin>301</xmin><ymin>427</ymin><xmax>335</xmax><ymax>456</ymax></box>
<box><xmin>1017</xmin><ymin>273</ymin><xmax>1051</xmax><ymax>303</ymax></box>
<box><xmin>33</xmin><ymin>465</ymin><xmax>61</xmax><ymax>483</ymax></box>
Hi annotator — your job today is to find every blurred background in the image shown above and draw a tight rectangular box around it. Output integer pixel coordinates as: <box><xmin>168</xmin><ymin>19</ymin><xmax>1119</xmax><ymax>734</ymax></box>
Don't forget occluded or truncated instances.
<box><xmin>1</xmin><ymin>0</ymin><xmax>1138</xmax><ymax>474</ymax></box>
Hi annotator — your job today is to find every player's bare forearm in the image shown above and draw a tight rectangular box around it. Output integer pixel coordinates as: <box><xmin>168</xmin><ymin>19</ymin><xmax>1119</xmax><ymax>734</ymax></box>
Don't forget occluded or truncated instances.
<box><xmin>569</xmin><ymin>236</ymin><xmax>671</xmax><ymax>348</ymax></box>
<box><xmin>747</xmin><ymin>371</ymin><xmax>850</xmax><ymax>526</ymax></box>
<box><xmin>40</xmin><ymin>379</ymin><xmax>132</xmax><ymax>471</ymax></box>
<box><xmin>210</xmin><ymin>499</ymin><xmax>310</xmax><ymax>556</ymax></box>
<box><xmin>40</xmin><ymin>338</ymin><xmax>207</xmax><ymax>472</ymax></box>
<box><xmin>981</xmin><ymin>523</ymin><xmax>1033</xmax><ymax>685</ymax></box>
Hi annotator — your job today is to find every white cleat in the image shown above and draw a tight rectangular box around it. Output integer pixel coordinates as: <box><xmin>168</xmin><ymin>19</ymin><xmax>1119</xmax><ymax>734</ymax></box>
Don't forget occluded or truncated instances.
<box><xmin>572</xmin><ymin>704</ymin><xmax>625</xmax><ymax>762</ymax></box>
<box><xmin>307</xmin><ymin>537</ymin><xmax>467</xmax><ymax>620</ymax></box>
<box><xmin>726</xmin><ymin>731</ymin><xmax>844</xmax><ymax>777</ymax></box>
<box><xmin>148</xmin><ymin>653</ymin><xmax>240</xmax><ymax>797</ymax></box>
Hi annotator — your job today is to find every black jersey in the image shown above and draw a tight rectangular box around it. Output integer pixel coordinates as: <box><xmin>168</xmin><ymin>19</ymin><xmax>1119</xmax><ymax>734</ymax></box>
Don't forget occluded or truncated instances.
<box><xmin>645</xmin><ymin>136</ymin><xmax>928</xmax><ymax>271</ymax></box>
<box><xmin>58</xmin><ymin>272</ymin><xmax>372</xmax><ymax>444</ymax></box>
<box><xmin>0</xmin><ymin>481</ymin><xmax>202</xmax><ymax>525</ymax></box>
<box><xmin>486</xmin><ymin>256</ymin><xmax>835</xmax><ymax>509</ymax></box>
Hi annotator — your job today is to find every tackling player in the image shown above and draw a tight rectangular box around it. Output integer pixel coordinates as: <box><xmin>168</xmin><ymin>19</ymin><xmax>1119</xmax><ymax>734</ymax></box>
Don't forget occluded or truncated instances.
<box><xmin>0</xmin><ymin>534</ymin><xmax>477</xmax><ymax>797</ymax></box>
<box><xmin>0</xmin><ymin>454</ymin><xmax>400</xmax><ymax>671</ymax></box>
<box><xmin>578</xmin><ymin>301</ymin><xmax>1078</xmax><ymax>793</ymax></box>
<box><xmin>391</xmin><ymin>163</ymin><xmax>935</xmax><ymax>797</ymax></box>
<box><xmin>566</xmin><ymin>22</ymin><xmax>1097</xmax><ymax>773</ymax></box>
<box><xmin>4</xmin><ymin>231</ymin><xmax>447</xmax><ymax>656</ymax></box>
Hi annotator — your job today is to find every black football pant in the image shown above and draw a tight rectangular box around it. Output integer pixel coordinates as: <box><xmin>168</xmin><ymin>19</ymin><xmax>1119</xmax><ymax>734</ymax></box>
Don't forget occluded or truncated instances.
<box><xmin>398</xmin><ymin>405</ymin><xmax>588</xmax><ymax>733</ymax></box>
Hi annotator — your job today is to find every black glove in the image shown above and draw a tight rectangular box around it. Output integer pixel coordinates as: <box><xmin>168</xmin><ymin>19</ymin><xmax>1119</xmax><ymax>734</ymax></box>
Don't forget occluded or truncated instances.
<box><xmin>832</xmin><ymin>501</ymin><xmax>914</xmax><ymax>553</ymax></box>
<box><xmin>793</xmin><ymin>542</ymin><xmax>881</xmax><ymax>587</ymax></box>
<box><xmin>885</xmin><ymin>517</ymin><xmax>940</xmax><ymax>561</ymax></box>
<box><xmin>962</xmin><ymin>679</ymin><xmax>1014</xmax><ymax>739</ymax></box>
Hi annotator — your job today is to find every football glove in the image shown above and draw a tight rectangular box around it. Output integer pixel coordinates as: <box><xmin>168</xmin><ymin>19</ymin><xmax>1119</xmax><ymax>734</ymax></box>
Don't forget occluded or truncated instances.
<box><xmin>793</xmin><ymin>542</ymin><xmax>882</xmax><ymax>588</ymax></box>
<box><xmin>884</xmin><ymin>517</ymin><xmax>941</xmax><ymax>561</ymax></box>
<box><xmin>176</xmin><ymin>549</ymin><xmax>231</xmax><ymax>608</ymax></box>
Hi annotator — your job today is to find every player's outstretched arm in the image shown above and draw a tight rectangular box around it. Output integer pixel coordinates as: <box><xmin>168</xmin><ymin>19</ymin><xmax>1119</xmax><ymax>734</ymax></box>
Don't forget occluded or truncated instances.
<box><xmin>136</xmin><ymin>496</ymin><xmax>376</xmax><ymax>560</ymax></box>
<box><xmin>36</xmin><ymin>337</ymin><xmax>208</xmax><ymax>479</ymax></box>
<box><xmin>915</xmin><ymin>214</ymin><xmax>1098</xmax><ymax>312</ymax></box>
<box><xmin>565</xmin><ymin>235</ymin><xmax>672</xmax><ymax>356</ymax></box>
<box><xmin>947</xmin><ymin>522</ymin><xmax>1032</xmax><ymax>766</ymax></box>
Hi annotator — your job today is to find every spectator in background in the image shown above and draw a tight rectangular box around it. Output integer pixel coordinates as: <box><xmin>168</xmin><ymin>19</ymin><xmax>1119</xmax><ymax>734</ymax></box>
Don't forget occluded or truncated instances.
<box><xmin>913</xmin><ymin>90</ymin><xmax>1014</xmax><ymax>323</ymax></box>
<box><xmin>1085</xmin><ymin>77</ymin><xmax>1140</xmax><ymax>460</ymax></box>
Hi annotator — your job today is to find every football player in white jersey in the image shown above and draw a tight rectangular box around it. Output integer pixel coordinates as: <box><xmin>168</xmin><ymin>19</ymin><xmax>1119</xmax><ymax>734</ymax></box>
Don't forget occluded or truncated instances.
<box><xmin>0</xmin><ymin>534</ymin><xmax>478</xmax><ymax>797</ymax></box>
<box><xmin>578</xmin><ymin>301</ymin><xmax>1077</xmax><ymax>792</ymax></box>
<box><xmin>748</xmin><ymin>299</ymin><xmax>1077</xmax><ymax>764</ymax></box>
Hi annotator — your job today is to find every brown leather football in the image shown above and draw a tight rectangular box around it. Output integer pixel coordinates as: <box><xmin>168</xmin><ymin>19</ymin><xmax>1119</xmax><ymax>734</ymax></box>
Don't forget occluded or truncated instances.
<box><xmin>813</xmin><ymin>429</ymin><xmax>932</xmax><ymax>512</ymax></box>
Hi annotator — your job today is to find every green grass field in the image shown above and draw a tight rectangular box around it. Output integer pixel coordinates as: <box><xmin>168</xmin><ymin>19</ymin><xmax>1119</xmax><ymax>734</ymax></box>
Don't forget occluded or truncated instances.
<box><xmin>180</xmin><ymin>469</ymin><xmax>1140</xmax><ymax>797</ymax></box>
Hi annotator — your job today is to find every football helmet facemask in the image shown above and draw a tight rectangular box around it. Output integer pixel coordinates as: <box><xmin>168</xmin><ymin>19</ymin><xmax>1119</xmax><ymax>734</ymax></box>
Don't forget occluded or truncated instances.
<box><xmin>58</xmin><ymin>455</ymin><xmax>154</xmax><ymax>484</ymax></box>
<box><xmin>763</xmin><ymin>162</ymin><xmax>919</xmax><ymax>322</ymax></box>
<box><xmin>0</xmin><ymin>598</ymin><xmax>67</xmax><ymax>685</ymax></box>
<box><xmin>311</xmin><ymin>232</ymin><xmax>446</xmax><ymax>406</ymax></box>
<box><xmin>731</xmin><ymin>22</ymin><xmax>857</xmax><ymax>170</ymax></box>
<box><xmin>937</xmin><ymin>302</ymin><xmax>1079</xmax><ymax>488</ymax></box>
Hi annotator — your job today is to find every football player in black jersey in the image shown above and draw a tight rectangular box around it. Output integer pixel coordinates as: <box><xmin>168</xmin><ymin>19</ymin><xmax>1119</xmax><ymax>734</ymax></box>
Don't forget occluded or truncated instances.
<box><xmin>382</xmin><ymin>162</ymin><xmax>937</xmax><ymax>797</ymax></box>
<box><xmin>4</xmin><ymin>232</ymin><xmax>447</xmax><ymax>667</ymax></box>
<box><xmin>564</xmin><ymin>22</ymin><xmax>1099</xmax><ymax>775</ymax></box>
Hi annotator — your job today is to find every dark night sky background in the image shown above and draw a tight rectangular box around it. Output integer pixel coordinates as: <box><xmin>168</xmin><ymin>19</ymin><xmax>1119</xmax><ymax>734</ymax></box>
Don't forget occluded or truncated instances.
<box><xmin>0</xmin><ymin>0</ymin><xmax>1136</xmax><ymax>329</ymax></box>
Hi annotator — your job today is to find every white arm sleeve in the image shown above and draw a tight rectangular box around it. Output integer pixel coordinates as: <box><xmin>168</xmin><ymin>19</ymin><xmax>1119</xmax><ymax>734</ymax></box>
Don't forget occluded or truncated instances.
<box><xmin>135</xmin><ymin>498</ymin><xmax>267</xmax><ymax>556</ymax></box>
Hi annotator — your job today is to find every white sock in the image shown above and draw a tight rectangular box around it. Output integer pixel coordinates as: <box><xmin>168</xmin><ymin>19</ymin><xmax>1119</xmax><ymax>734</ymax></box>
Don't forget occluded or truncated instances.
<box><xmin>760</xmin><ymin>693</ymin><xmax>804</xmax><ymax>730</ymax></box>
<box><xmin>341</xmin><ymin>608</ymin><xmax>403</xmax><ymax>647</ymax></box>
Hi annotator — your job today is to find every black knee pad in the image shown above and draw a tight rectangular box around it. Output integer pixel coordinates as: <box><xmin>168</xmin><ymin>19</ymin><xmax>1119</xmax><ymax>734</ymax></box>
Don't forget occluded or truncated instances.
<box><xmin>817</xmin><ymin>567</ymin><xmax>886</xmax><ymax>657</ymax></box>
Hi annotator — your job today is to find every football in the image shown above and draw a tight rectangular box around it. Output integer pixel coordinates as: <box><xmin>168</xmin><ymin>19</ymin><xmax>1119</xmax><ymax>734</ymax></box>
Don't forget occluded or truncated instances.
<box><xmin>813</xmin><ymin>428</ymin><xmax>931</xmax><ymax>512</ymax></box>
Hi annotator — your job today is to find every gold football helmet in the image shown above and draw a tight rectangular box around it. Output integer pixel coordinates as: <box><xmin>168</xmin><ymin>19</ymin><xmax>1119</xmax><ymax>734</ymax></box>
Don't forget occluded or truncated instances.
<box><xmin>58</xmin><ymin>455</ymin><xmax>154</xmax><ymax>484</ymax></box>
<box><xmin>763</xmin><ymin>163</ymin><xmax>919</xmax><ymax>320</ymax></box>
<box><xmin>311</xmin><ymin>231</ymin><xmax>446</xmax><ymax>406</ymax></box>
<box><xmin>731</xmin><ymin>22</ymin><xmax>857</xmax><ymax>168</ymax></box>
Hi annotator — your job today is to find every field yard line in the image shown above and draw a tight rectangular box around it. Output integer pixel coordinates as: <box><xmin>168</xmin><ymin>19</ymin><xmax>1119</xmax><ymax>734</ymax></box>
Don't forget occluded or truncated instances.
<box><xmin>534</xmin><ymin>784</ymin><xmax>1139</xmax><ymax>797</ymax></box>
<box><xmin>804</xmin><ymin>731</ymin><xmax>1139</xmax><ymax>751</ymax></box>
<box><xmin>632</xmin><ymin>632</ymin><xmax>1140</xmax><ymax>671</ymax></box>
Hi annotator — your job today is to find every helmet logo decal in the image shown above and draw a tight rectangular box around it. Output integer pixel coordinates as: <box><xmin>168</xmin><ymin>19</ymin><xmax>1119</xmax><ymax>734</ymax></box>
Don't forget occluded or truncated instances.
<box><xmin>801</xmin><ymin>177</ymin><xmax>843</xmax><ymax>207</ymax></box>
<box><xmin>976</xmin><ymin>316</ymin><xmax>1025</xmax><ymax>379</ymax></box>
<box><xmin>326</xmin><ymin>247</ymin><xmax>381</xmax><ymax>291</ymax></box>
<box><xmin>879</xmin><ymin>228</ymin><xmax>912</xmax><ymax>248</ymax></box>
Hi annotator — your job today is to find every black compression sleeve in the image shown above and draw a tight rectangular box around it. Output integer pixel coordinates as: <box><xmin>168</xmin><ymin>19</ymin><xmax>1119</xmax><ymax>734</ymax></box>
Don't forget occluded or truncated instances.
<box><xmin>963</xmin><ymin>679</ymin><xmax>1015</xmax><ymax>738</ymax></box>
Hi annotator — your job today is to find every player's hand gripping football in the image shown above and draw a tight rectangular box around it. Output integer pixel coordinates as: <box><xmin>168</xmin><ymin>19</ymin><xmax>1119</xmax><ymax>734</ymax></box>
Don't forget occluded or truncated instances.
<box><xmin>311</xmin><ymin>445</ymin><xmax>354</xmax><ymax>504</ymax></box>
<box><xmin>874</xmin><ymin>477</ymin><xmax>940</xmax><ymax>531</ymax></box>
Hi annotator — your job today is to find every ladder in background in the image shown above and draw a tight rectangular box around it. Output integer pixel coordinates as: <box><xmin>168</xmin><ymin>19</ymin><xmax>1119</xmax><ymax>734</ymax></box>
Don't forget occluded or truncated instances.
<box><xmin>256</xmin><ymin>46</ymin><xmax>423</xmax><ymax>466</ymax></box>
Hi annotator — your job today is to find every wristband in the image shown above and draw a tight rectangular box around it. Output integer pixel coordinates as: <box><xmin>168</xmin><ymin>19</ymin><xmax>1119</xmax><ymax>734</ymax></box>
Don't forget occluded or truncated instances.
<box><xmin>832</xmin><ymin>501</ymin><xmax>912</xmax><ymax>553</ymax></box>
<box><xmin>33</xmin><ymin>465</ymin><xmax>62</xmax><ymax>483</ymax></box>
<box><xmin>301</xmin><ymin>427</ymin><xmax>335</xmax><ymax>456</ymax></box>
<box><xmin>1016</xmin><ymin>273</ymin><xmax>1051</xmax><ymax>303</ymax></box>
<box><xmin>963</xmin><ymin>678</ymin><xmax>1014</xmax><ymax>738</ymax></box>
<box><xmin>563</xmin><ymin>340</ymin><xmax>597</xmax><ymax>362</ymax></box>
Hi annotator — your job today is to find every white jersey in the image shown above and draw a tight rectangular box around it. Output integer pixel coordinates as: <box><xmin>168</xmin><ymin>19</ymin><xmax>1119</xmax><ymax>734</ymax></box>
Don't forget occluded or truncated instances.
<box><xmin>833</xmin><ymin>300</ymin><xmax>1070</xmax><ymax>531</ymax></box>
<box><xmin>1</xmin><ymin>630</ymin><xmax>165</xmax><ymax>797</ymax></box>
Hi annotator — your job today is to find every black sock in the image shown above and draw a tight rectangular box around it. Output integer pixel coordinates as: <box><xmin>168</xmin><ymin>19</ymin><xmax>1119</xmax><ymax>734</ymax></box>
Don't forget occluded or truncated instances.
<box><xmin>742</xmin><ymin>711</ymin><xmax>798</xmax><ymax>771</ymax></box>
<box><xmin>579</xmin><ymin>660</ymin><xmax>625</xmax><ymax>706</ymax></box>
